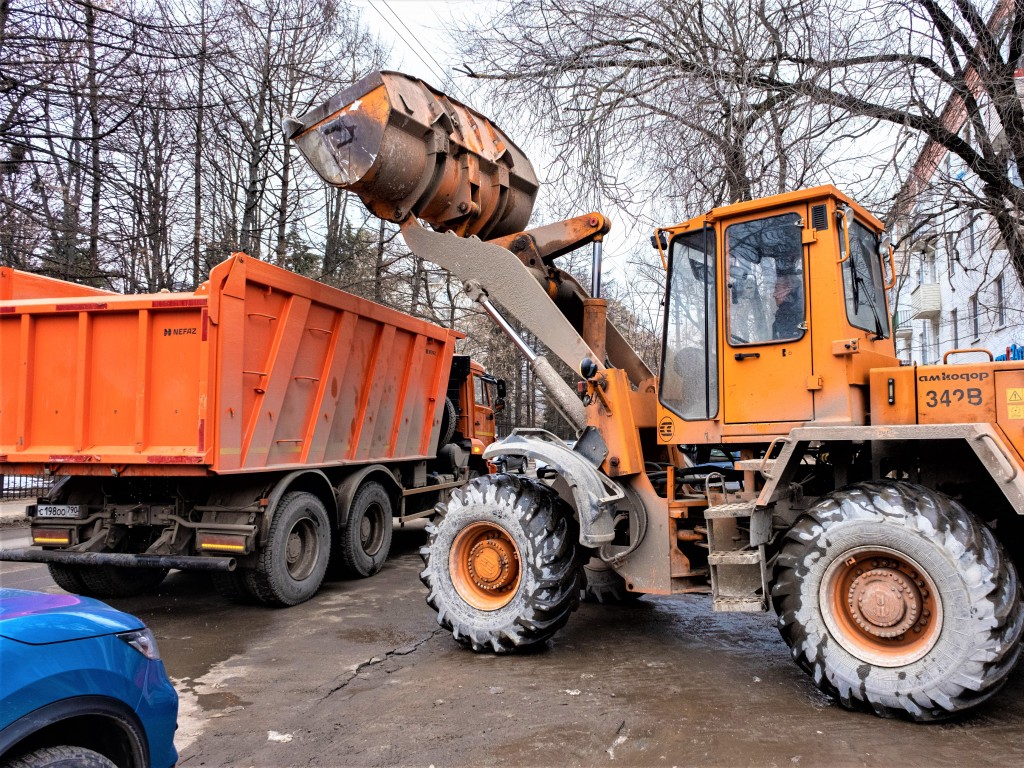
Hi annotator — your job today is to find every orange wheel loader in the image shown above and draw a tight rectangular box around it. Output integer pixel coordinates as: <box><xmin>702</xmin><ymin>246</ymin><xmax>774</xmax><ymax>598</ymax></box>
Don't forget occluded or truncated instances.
<box><xmin>286</xmin><ymin>70</ymin><xmax>1024</xmax><ymax>719</ymax></box>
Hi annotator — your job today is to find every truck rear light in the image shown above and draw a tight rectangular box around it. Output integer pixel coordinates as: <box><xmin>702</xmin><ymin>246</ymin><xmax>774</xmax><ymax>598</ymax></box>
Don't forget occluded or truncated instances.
<box><xmin>196</xmin><ymin>532</ymin><xmax>250</xmax><ymax>553</ymax></box>
<box><xmin>32</xmin><ymin>529</ymin><xmax>71</xmax><ymax>546</ymax></box>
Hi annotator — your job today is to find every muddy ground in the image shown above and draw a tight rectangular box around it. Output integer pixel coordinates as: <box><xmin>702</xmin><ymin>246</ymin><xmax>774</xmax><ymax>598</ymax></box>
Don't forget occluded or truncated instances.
<box><xmin>4</xmin><ymin>524</ymin><xmax>1024</xmax><ymax>767</ymax></box>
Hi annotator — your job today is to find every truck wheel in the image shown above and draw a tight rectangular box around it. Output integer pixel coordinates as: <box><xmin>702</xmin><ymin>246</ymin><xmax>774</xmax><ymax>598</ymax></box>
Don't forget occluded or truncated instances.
<box><xmin>211</xmin><ymin>571</ymin><xmax>257</xmax><ymax>603</ymax></box>
<box><xmin>78</xmin><ymin>566</ymin><xmax>169</xmax><ymax>598</ymax></box>
<box><xmin>5</xmin><ymin>745</ymin><xmax>116</xmax><ymax>768</ymax></box>
<box><xmin>437</xmin><ymin>396</ymin><xmax>458</xmax><ymax>448</ymax></box>
<box><xmin>46</xmin><ymin>563</ymin><xmax>90</xmax><ymax>595</ymax></box>
<box><xmin>420</xmin><ymin>474</ymin><xmax>582</xmax><ymax>652</ymax></box>
<box><xmin>581</xmin><ymin>557</ymin><xmax>642</xmax><ymax>604</ymax></box>
<box><xmin>246</xmin><ymin>492</ymin><xmax>330</xmax><ymax>606</ymax></box>
<box><xmin>339</xmin><ymin>481</ymin><xmax>393</xmax><ymax>578</ymax></box>
<box><xmin>773</xmin><ymin>480</ymin><xmax>1024</xmax><ymax>721</ymax></box>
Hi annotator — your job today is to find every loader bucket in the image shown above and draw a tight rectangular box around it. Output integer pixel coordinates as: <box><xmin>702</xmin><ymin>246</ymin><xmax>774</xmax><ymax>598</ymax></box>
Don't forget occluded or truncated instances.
<box><xmin>285</xmin><ymin>71</ymin><xmax>539</xmax><ymax>240</ymax></box>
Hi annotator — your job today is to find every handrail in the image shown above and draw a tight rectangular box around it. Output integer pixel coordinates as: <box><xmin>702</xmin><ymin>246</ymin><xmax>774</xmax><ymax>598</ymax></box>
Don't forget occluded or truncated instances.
<box><xmin>943</xmin><ymin>347</ymin><xmax>994</xmax><ymax>363</ymax></box>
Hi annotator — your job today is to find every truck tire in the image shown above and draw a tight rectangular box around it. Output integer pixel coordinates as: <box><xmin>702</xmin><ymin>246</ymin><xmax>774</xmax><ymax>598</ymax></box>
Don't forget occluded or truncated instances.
<box><xmin>773</xmin><ymin>480</ymin><xmax>1024</xmax><ymax>721</ymax></box>
<box><xmin>46</xmin><ymin>563</ymin><xmax>89</xmax><ymax>595</ymax></box>
<box><xmin>420</xmin><ymin>474</ymin><xmax>582</xmax><ymax>652</ymax></box>
<box><xmin>437</xmin><ymin>396</ymin><xmax>458</xmax><ymax>448</ymax></box>
<box><xmin>5</xmin><ymin>745</ymin><xmax>116</xmax><ymax>768</ymax></box>
<box><xmin>246</xmin><ymin>491</ymin><xmax>330</xmax><ymax>606</ymax></box>
<box><xmin>581</xmin><ymin>557</ymin><xmax>642</xmax><ymax>604</ymax></box>
<box><xmin>211</xmin><ymin>571</ymin><xmax>257</xmax><ymax>603</ymax></box>
<box><xmin>339</xmin><ymin>481</ymin><xmax>393</xmax><ymax>578</ymax></box>
<box><xmin>77</xmin><ymin>566</ymin><xmax>169</xmax><ymax>598</ymax></box>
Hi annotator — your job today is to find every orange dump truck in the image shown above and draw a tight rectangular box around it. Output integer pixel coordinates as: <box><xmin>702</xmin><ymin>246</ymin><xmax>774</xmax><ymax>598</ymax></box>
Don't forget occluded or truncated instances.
<box><xmin>0</xmin><ymin>254</ymin><xmax>504</xmax><ymax>606</ymax></box>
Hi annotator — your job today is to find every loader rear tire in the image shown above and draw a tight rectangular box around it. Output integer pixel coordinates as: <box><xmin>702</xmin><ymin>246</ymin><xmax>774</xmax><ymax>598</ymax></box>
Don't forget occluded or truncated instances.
<box><xmin>420</xmin><ymin>474</ymin><xmax>582</xmax><ymax>653</ymax></box>
<box><xmin>47</xmin><ymin>563</ymin><xmax>89</xmax><ymax>595</ymax></box>
<box><xmin>246</xmin><ymin>492</ymin><xmax>330</xmax><ymax>607</ymax></box>
<box><xmin>773</xmin><ymin>480</ymin><xmax>1024</xmax><ymax>721</ymax></box>
<box><xmin>581</xmin><ymin>557</ymin><xmax>642</xmax><ymax>604</ymax></box>
<box><xmin>77</xmin><ymin>566</ymin><xmax>169</xmax><ymax>598</ymax></box>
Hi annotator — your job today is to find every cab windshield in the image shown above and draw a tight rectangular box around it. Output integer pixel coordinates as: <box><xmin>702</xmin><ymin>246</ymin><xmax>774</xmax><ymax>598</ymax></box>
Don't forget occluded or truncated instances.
<box><xmin>660</xmin><ymin>227</ymin><xmax>718</xmax><ymax>421</ymax></box>
<box><xmin>841</xmin><ymin>220</ymin><xmax>889</xmax><ymax>338</ymax></box>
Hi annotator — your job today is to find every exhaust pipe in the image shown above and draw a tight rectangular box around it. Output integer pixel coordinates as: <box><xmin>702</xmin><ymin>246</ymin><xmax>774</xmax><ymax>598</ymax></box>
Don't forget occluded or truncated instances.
<box><xmin>0</xmin><ymin>548</ymin><xmax>237</xmax><ymax>572</ymax></box>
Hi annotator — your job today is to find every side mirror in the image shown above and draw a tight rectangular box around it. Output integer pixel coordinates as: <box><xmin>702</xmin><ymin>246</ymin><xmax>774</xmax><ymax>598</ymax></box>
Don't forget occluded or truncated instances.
<box><xmin>493</xmin><ymin>398</ymin><xmax>506</xmax><ymax>414</ymax></box>
<box><xmin>496</xmin><ymin>379</ymin><xmax>507</xmax><ymax>399</ymax></box>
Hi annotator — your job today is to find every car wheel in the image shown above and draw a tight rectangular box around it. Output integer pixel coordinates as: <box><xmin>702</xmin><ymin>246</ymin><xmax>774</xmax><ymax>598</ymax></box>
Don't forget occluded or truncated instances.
<box><xmin>5</xmin><ymin>745</ymin><xmax>116</xmax><ymax>768</ymax></box>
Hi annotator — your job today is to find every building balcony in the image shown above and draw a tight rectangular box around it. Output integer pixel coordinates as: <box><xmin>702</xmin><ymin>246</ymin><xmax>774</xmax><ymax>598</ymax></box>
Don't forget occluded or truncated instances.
<box><xmin>893</xmin><ymin>311</ymin><xmax>914</xmax><ymax>339</ymax></box>
<box><xmin>911</xmin><ymin>282</ymin><xmax>942</xmax><ymax>320</ymax></box>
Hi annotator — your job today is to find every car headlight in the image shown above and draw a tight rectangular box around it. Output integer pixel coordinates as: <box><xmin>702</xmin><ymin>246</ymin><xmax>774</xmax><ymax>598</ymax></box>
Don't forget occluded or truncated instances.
<box><xmin>117</xmin><ymin>628</ymin><xmax>161</xmax><ymax>660</ymax></box>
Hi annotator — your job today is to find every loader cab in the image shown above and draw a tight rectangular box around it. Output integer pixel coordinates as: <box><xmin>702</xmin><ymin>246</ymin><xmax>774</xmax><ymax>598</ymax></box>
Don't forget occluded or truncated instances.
<box><xmin>657</xmin><ymin>186</ymin><xmax>899</xmax><ymax>446</ymax></box>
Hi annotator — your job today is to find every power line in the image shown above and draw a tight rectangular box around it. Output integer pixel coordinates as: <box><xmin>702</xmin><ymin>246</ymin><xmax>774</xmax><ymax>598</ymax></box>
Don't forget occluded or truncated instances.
<box><xmin>366</xmin><ymin>0</ymin><xmax>472</xmax><ymax>104</ymax></box>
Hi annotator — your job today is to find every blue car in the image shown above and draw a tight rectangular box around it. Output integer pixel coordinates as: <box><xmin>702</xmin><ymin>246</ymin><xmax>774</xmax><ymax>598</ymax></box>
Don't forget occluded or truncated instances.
<box><xmin>0</xmin><ymin>589</ymin><xmax>178</xmax><ymax>768</ymax></box>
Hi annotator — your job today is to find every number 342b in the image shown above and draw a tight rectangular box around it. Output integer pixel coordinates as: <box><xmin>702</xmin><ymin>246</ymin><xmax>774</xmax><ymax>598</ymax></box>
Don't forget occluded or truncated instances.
<box><xmin>924</xmin><ymin>388</ymin><xmax>983</xmax><ymax>407</ymax></box>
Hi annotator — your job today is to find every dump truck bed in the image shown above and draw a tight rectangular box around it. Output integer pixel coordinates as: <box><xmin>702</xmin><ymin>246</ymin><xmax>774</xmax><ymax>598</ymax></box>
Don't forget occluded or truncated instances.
<box><xmin>0</xmin><ymin>255</ymin><xmax>461</xmax><ymax>476</ymax></box>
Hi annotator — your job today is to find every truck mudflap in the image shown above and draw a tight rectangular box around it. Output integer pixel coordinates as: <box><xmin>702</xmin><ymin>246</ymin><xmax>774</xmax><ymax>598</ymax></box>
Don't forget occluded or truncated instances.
<box><xmin>483</xmin><ymin>430</ymin><xmax>624</xmax><ymax>547</ymax></box>
<box><xmin>0</xmin><ymin>548</ymin><xmax>236</xmax><ymax>572</ymax></box>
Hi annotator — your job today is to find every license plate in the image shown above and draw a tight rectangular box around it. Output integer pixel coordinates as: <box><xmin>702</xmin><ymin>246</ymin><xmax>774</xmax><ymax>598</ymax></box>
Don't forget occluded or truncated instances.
<box><xmin>34</xmin><ymin>505</ymin><xmax>82</xmax><ymax>519</ymax></box>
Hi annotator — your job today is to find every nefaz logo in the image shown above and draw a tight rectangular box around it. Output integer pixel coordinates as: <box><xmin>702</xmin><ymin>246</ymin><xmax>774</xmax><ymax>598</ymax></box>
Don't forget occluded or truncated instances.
<box><xmin>163</xmin><ymin>327</ymin><xmax>197</xmax><ymax>337</ymax></box>
<box><xmin>918</xmin><ymin>371</ymin><xmax>990</xmax><ymax>382</ymax></box>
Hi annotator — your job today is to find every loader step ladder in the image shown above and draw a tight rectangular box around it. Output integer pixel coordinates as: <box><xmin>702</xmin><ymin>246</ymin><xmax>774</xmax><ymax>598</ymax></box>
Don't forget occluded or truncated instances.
<box><xmin>704</xmin><ymin>502</ymin><xmax>770</xmax><ymax>612</ymax></box>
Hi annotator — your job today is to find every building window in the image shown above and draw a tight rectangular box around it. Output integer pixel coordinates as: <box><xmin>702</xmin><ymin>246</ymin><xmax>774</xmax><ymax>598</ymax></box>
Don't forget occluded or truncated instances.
<box><xmin>951</xmin><ymin>308</ymin><xmax>959</xmax><ymax>349</ymax></box>
<box><xmin>996</xmin><ymin>274</ymin><xmax>1005</xmax><ymax>327</ymax></box>
<box><xmin>970</xmin><ymin>293</ymin><xmax>980</xmax><ymax>339</ymax></box>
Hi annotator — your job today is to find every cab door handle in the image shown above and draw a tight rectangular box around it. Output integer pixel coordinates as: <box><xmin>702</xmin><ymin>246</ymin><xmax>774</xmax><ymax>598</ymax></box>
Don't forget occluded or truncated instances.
<box><xmin>734</xmin><ymin>352</ymin><xmax>761</xmax><ymax>361</ymax></box>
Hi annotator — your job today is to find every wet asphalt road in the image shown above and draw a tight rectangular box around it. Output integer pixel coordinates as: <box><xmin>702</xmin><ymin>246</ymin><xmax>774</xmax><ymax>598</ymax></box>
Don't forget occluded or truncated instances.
<box><xmin>3</xmin><ymin>524</ymin><xmax>1024</xmax><ymax>767</ymax></box>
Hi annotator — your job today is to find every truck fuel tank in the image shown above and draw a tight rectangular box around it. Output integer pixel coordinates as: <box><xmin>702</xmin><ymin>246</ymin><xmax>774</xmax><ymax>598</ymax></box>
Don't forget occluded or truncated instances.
<box><xmin>285</xmin><ymin>70</ymin><xmax>538</xmax><ymax>240</ymax></box>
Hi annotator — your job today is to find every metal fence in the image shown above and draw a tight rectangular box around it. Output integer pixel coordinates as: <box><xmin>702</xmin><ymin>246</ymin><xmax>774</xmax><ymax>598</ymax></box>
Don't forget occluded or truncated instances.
<box><xmin>1</xmin><ymin>475</ymin><xmax>53</xmax><ymax>501</ymax></box>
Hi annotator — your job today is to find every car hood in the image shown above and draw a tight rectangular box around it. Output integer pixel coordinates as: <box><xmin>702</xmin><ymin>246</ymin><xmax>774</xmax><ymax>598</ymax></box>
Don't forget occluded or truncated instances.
<box><xmin>0</xmin><ymin>588</ymin><xmax>144</xmax><ymax>645</ymax></box>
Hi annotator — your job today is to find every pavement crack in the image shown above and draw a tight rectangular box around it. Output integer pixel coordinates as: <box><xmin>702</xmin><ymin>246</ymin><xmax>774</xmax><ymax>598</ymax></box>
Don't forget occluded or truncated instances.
<box><xmin>321</xmin><ymin>629</ymin><xmax>445</xmax><ymax>700</ymax></box>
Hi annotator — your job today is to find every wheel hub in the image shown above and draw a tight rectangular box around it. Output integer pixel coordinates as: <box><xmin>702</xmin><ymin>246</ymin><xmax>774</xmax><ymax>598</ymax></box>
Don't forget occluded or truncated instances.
<box><xmin>821</xmin><ymin>547</ymin><xmax>941</xmax><ymax>667</ymax></box>
<box><xmin>847</xmin><ymin>566</ymin><xmax>923</xmax><ymax>638</ymax></box>
<box><xmin>449</xmin><ymin>521</ymin><xmax>522</xmax><ymax>611</ymax></box>
<box><xmin>467</xmin><ymin>538</ymin><xmax>518</xmax><ymax>591</ymax></box>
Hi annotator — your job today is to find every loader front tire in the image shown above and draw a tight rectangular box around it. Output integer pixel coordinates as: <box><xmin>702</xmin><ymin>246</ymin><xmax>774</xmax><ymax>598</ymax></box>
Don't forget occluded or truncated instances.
<box><xmin>247</xmin><ymin>492</ymin><xmax>330</xmax><ymax>606</ymax></box>
<box><xmin>773</xmin><ymin>481</ymin><xmax>1024</xmax><ymax>721</ymax></box>
<box><xmin>581</xmin><ymin>557</ymin><xmax>642</xmax><ymax>604</ymax></box>
<box><xmin>420</xmin><ymin>474</ymin><xmax>582</xmax><ymax>652</ymax></box>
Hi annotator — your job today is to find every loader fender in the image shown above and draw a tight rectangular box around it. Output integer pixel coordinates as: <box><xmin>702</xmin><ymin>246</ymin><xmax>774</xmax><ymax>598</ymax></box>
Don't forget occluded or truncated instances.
<box><xmin>483</xmin><ymin>433</ymin><xmax>624</xmax><ymax>547</ymax></box>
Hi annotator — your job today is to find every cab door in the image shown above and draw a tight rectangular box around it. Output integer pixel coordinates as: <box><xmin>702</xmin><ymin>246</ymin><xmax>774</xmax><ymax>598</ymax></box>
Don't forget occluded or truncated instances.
<box><xmin>722</xmin><ymin>209</ymin><xmax>814</xmax><ymax>425</ymax></box>
<box><xmin>472</xmin><ymin>375</ymin><xmax>496</xmax><ymax>442</ymax></box>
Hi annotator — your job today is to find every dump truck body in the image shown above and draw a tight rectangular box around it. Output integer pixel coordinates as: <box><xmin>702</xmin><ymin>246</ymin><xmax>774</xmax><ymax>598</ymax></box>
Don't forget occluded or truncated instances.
<box><xmin>0</xmin><ymin>255</ymin><xmax>501</xmax><ymax>606</ymax></box>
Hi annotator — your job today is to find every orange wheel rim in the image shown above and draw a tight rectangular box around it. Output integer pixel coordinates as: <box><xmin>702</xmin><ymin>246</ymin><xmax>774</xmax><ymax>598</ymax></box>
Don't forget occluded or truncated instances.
<box><xmin>820</xmin><ymin>546</ymin><xmax>942</xmax><ymax>667</ymax></box>
<box><xmin>449</xmin><ymin>521</ymin><xmax>522</xmax><ymax>611</ymax></box>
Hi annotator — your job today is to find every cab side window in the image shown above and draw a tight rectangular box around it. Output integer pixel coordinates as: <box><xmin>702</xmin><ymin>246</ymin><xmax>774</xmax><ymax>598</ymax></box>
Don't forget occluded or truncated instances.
<box><xmin>726</xmin><ymin>213</ymin><xmax>805</xmax><ymax>344</ymax></box>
